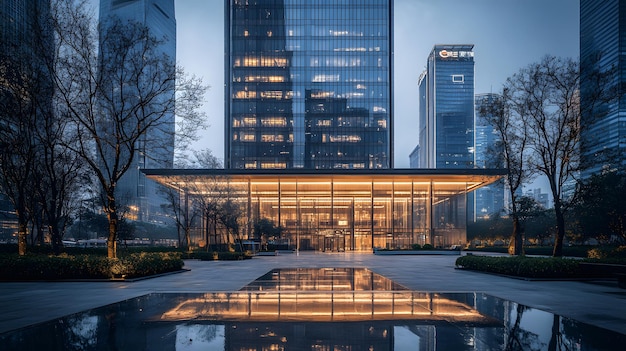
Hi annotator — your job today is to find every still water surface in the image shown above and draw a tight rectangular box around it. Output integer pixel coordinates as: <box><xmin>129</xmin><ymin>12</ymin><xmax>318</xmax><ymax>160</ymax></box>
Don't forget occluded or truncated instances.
<box><xmin>1</xmin><ymin>268</ymin><xmax>623</xmax><ymax>350</ymax></box>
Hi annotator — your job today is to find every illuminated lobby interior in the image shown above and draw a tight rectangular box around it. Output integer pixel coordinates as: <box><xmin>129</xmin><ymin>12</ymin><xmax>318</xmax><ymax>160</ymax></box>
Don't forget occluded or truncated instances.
<box><xmin>145</xmin><ymin>169</ymin><xmax>503</xmax><ymax>252</ymax></box>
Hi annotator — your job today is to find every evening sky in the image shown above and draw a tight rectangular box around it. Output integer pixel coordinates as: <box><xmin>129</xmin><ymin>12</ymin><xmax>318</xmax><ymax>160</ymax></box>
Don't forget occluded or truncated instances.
<box><xmin>94</xmin><ymin>0</ymin><xmax>581</xmax><ymax>167</ymax></box>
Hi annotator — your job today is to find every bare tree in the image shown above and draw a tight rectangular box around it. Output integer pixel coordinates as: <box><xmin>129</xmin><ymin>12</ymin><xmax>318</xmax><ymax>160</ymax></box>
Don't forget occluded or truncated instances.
<box><xmin>49</xmin><ymin>1</ymin><xmax>207</xmax><ymax>258</ymax></box>
<box><xmin>161</xmin><ymin>180</ymin><xmax>199</xmax><ymax>250</ymax></box>
<box><xmin>160</xmin><ymin>150</ymin><xmax>223</xmax><ymax>251</ymax></box>
<box><xmin>479</xmin><ymin>92</ymin><xmax>534</xmax><ymax>255</ymax></box>
<box><xmin>0</xmin><ymin>53</ymin><xmax>40</xmax><ymax>255</ymax></box>
<box><xmin>34</xmin><ymin>107</ymin><xmax>87</xmax><ymax>254</ymax></box>
<box><xmin>504</xmin><ymin>56</ymin><xmax>616</xmax><ymax>257</ymax></box>
<box><xmin>218</xmin><ymin>196</ymin><xmax>245</xmax><ymax>252</ymax></box>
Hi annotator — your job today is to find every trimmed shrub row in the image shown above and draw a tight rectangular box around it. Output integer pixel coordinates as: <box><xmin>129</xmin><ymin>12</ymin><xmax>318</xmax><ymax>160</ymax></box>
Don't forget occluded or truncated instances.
<box><xmin>455</xmin><ymin>255</ymin><xmax>581</xmax><ymax>279</ymax></box>
<box><xmin>0</xmin><ymin>252</ymin><xmax>184</xmax><ymax>281</ymax></box>
<box><xmin>468</xmin><ymin>246</ymin><xmax>595</xmax><ymax>258</ymax></box>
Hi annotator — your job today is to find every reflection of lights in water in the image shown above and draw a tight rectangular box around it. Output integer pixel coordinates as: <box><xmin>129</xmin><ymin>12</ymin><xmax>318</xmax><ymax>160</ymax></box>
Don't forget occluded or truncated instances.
<box><xmin>157</xmin><ymin>269</ymin><xmax>492</xmax><ymax>323</ymax></box>
<box><xmin>159</xmin><ymin>291</ymin><xmax>490</xmax><ymax>323</ymax></box>
<box><xmin>8</xmin><ymin>269</ymin><xmax>622</xmax><ymax>351</ymax></box>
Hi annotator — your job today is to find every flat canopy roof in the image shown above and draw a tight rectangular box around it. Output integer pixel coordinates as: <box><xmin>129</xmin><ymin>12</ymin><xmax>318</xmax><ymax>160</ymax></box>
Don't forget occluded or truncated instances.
<box><xmin>143</xmin><ymin>168</ymin><xmax>505</xmax><ymax>193</ymax></box>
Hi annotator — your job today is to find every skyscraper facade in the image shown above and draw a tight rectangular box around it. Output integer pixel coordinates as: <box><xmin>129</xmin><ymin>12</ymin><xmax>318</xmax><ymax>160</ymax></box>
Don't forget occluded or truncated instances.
<box><xmin>1</xmin><ymin>0</ymin><xmax>52</xmax><ymax>241</ymax></box>
<box><xmin>418</xmin><ymin>44</ymin><xmax>475</xmax><ymax>169</ymax></box>
<box><xmin>225</xmin><ymin>0</ymin><xmax>393</xmax><ymax>170</ymax></box>
<box><xmin>0</xmin><ymin>0</ymin><xmax>49</xmax><ymax>50</ymax></box>
<box><xmin>99</xmin><ymin>0</ymin><xmax>176</xmax><ymax>221</ymax></box>
<box><xmin>580</xmin><ymin>0</ymin><xmax>626</xmax><ymax>177</ymax></box>
<box><xmin>472</xmin><ymin>93</ymin><xmax>504</xmax><ymax>220</ymax></box>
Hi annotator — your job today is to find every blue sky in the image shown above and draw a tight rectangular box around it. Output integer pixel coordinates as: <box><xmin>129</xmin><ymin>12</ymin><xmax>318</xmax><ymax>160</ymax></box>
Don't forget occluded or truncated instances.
<box><xmin>98</xmin><ymin>0</ymin><xmax>581</xmax><ymax>167</ymax></box>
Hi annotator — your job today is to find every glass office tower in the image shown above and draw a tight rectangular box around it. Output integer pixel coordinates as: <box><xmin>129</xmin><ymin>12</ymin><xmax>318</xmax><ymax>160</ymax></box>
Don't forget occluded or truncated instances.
<box><xmin>580</xmin><ymin>0</ymin><xmax>626</xmax><ymax>177</ymax></box>
<box><xmin>99</xmin><ymin>0</ymin><xmax>176</xmax><ymax>221</ymax></box>
<box><xmin>472</xmin><ymin>93</ymin><xmax>504</xmax><ymax>220</ymax></box>
<box><xmin>225</xmin><ymin>0</ymin><xmax>393</xmax><ymax>170</ymax></box>
<box><xmin>1</xmin><ymin>0</ymin><xmax>52</xmax><ymax>240</ymax></box>
<box><xmin>418</xmin><ymin>45</ymin><xmax>474</xmax><ymax>169</ymax></box>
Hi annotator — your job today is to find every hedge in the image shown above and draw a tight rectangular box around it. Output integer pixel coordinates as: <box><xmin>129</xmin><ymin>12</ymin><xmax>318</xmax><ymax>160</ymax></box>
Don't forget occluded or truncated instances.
<box><xmin>0</xmin><ymin>252</ymin><xmax>184</xmax><ymax>281</ymax></box>
<box><xmin>455</xmin><ymin>255</ymin><xmax>581</xmax><ymax>278</ymax></box>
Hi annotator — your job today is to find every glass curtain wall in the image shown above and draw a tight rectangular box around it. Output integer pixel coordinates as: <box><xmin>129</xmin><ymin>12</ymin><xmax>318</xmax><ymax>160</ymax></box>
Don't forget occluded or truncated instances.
<box><xmin>193</xmin><ymin>177</ymin><xmax>468</xmax><ymax>252</ymax></box>
<box><xmin>226</xmin><ymin>0</ymin><xmax>392</xmax><ymax>170</ymax></box>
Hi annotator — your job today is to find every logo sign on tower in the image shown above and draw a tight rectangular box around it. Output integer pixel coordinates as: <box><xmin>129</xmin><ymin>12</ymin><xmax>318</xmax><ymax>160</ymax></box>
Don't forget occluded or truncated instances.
<box><xmin>439</xmin><ymin>50</ymin><xmax>474</xmax><ymax>59</ymax></box>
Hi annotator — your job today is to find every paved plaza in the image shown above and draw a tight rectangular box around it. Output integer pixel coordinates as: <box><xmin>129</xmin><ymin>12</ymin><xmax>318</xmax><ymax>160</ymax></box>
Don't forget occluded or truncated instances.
<box><xmin>1</xmin><ymin>252</ymin><xmax>625</xmax><ymax>335</ymax></box>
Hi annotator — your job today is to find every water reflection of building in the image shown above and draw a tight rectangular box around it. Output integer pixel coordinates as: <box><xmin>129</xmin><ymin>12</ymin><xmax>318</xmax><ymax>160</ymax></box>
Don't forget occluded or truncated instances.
<box><xmin>146</xmin><ymin>169</ymin><xmax>502</xmax><ymax>251</ymax></box>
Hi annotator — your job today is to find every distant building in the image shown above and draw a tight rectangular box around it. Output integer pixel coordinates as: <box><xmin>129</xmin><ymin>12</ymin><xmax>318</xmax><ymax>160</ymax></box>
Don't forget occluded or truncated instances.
<box><xmin>472</xmin><ymin>93</ymin><xmax>505</xmax><ymax>220</ymax></box>
<box><xmin>225</xmin><ymin>0</ymin><xmax>393</xmax><ymax>170</ymax></box>
<box><xmin>409</xmin><ymin>144</ymin><xmax>420</xmax><ymax>168</ymax></box>
<box><xmin>418</xmin><ymin>45</ymin><xmax>475</xmax><ymax>169</ymax></box>
<box><xmin>580</xmin><ymin>0</ymin><xmax>626</xmax><ymax>177</ymax></box>
<box><xmin>525</xmin><ymin>188</ymin><xmax>551</xmax><ymax>209</ymax></box>
<box><xmin>98</xmin><ymin>0</ymin><xmax>176</xmax><ymax>222</ymax></box>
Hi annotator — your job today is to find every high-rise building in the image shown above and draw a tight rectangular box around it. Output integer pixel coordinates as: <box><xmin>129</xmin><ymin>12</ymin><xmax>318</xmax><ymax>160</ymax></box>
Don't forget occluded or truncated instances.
<box><xmin>1</xmin><ymin>0</ymin><xmax>52</xmax><ymax>238</ymax></box>
<box><xmin>99</xmin><ymin>0</ymin><xmax>176</xmax><ymax>221</ymax></box>
<box><xmin>1</xmin><ymin>0</ymin><xmax>49</xmax><ymax>50</ymax></box>
<box><xmin>418</xmin><ymin>45</ymin><xmax>475</xmax><ymax>169</ymax></box>
<box><xmin>225</xmin><ymin>0</ymin><xmax>393</xmax><ymax>170</ymax></box>
<box><xmin>580</xmin><ymin>0</ymin><xmax>626</xmax><ymax>177</ymax></box>
<box><xmin>472</xmin><ymin>93</ymin><xmax>505</xmax><ymax>220</ymax></box>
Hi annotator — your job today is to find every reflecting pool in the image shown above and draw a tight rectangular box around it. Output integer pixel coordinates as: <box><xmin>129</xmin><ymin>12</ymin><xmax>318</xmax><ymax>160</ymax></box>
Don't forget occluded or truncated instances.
<box><xmin>1</xmin><ymin>268</ymin><xmax>624</xmax><ymax>350</ymax></box>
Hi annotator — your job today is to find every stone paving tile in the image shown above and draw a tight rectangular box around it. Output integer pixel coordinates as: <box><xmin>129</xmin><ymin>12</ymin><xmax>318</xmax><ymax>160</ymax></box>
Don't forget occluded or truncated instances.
<box><xmin>1</xmin><ymin>252</ymin><xmax>625</xmax><ymax>335</ymax></box>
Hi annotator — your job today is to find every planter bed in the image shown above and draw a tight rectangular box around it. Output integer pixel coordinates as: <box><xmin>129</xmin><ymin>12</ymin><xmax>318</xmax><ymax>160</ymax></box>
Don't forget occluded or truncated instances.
<box><xmin>374</xmin><ymin>249</ymin><xmax>461</xmax><ymax>256</ymax></box>
<box><xmin>455</xmin><ymin>255</ymin><xmax>626</xmax><ymax>287</ymax></box>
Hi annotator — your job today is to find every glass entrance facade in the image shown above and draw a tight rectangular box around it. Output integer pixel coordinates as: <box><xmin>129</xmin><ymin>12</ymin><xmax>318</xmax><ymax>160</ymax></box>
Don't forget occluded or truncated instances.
<box><xmin>145</xmin><ymin>169</ymin><xmax>503</xmax><ymax>252</ymax></box>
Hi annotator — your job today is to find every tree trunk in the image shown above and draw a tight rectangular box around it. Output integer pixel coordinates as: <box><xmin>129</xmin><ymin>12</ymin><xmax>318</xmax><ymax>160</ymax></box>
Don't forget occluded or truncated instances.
<box><xmin>106</xmin><ymin>196</ymin><xmax>118</xmax><ymax>259</ymax></box>
<box><xmin>508</xmin><ymin>216</ymin><xmax>524</xmax><ymax>255</ymax></box>
<box><xmin>205</xmin><ymin>214</ymin><xmax>210</xmax><ymax>252</ymax></box>
<box><xmin>553</xmin><ymin>205</ymin><xmax>566</xmax><ymax>257</ymax></box>
<box><xmin>36</xmin><ymin>222</ymin><xmax>44</xmax><ymax>247</ymax></box>
<box><xmin>213</xmin><ymin>216</ymin><xmax>219</xmax><ymax>250</ymax></box>
<box><xmin>17</xmin><ymin>209</ymin><xmax>28</xmax><ymax>256</ymax></box>
<box><xmin>50</xmin><ymin>225</ymin><xmax>63</xmax><ymax>256</ymax></box>
<box><xmin>185</xmin><ymin>226</ymin><xmax>191</xmax><ymax>253</ymax></box>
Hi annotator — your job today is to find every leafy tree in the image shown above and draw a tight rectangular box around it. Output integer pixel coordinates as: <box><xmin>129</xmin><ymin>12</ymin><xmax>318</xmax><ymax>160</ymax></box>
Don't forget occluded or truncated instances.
<box><xmin>253</xmin><ymin>218</ymin><xmax>283</xmax><ymax>250</ymax></box>
<box><xmin>219</xmin><ymin>198</ymin><xmax>244</xmax><ymax>252</ymax></box>
<box><xmin>49</xmin><ymin>0</ymin><xmax>207</xmax><ymax>258</ymax></box>
<box><xmin>573</xmin><ymin>171</ymin><xmax>626</xmax><ymax>244</ymax></box>
<box><xmin>70</xmin><ymin>209</ymin><xmax>109</xmax><ymax>239</ymax></box>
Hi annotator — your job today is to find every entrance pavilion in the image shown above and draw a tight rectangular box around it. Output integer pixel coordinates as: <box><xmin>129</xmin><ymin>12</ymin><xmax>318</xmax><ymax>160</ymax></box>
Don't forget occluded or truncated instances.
<box><xmin>144</xmin><ymin>169</ymin><xmax>504</xmax><ymax>252</ymax></box>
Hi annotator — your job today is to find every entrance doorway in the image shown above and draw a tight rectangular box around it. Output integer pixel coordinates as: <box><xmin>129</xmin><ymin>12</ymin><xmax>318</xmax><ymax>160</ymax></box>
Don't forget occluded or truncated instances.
<box><xmin>323</xmin><ymin>233</ymin><xmax>345</xmax><ymax>252</ymax></box>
